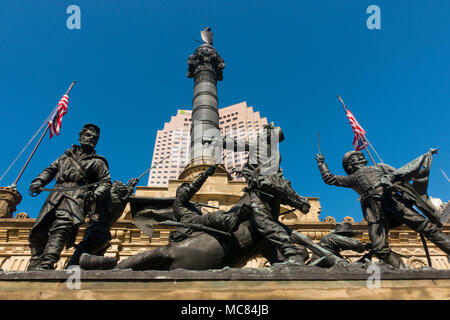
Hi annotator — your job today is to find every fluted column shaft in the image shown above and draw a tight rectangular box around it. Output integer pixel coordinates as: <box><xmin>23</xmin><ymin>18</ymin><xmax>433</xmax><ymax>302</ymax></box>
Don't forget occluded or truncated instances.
<box><xmin>187</xmin><ymin>44</ymin><xmax>225</xmax><ymax>164</ymax></box>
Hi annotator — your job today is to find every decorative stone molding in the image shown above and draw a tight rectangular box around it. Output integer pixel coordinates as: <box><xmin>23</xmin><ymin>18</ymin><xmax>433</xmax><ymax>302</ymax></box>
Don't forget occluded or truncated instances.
<box><xmin>343</xmin><ymin>216</ymin><xmax>354</xmax><ymax>223</ymax></box>
<box><xmin>324</xmin><ymin>216</ymin><xmax>336</xmax><ymax>223</ymax></box>
<box><xmin>406</xmin><ymin>257</ymin><xmax>427</xmax><ymax>269</ymax></box>
<box><xmin>14</xmin><ymin>212</ymin><xmax>29</xmax><ymax>220</ymax></box>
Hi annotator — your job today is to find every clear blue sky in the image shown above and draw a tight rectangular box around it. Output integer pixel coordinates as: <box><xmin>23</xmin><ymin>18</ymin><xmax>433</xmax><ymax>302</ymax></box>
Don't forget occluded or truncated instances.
<box><xmin>1</xmin><ymin>1</ymin><xmax>449</xmax><ymax>221</ymax></box>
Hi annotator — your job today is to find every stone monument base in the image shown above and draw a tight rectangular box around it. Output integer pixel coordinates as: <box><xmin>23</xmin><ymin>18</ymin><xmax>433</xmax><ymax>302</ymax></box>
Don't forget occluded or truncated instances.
<box><xmin>0</xmin><ymin>266</ymin><xmax>449</xmax><ymax>300</ymax></box>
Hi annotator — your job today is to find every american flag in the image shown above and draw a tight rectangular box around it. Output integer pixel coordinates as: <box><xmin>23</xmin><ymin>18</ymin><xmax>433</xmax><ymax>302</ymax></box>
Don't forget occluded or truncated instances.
<box><xmin>345</xmin><ymin>108</ymin><xmax>367</xmax><ymax>151</ymax></box>
<box><xmin>48</xmin><ymin>94</ymin><xmax>69</xmax><ymax>138</ymax></box>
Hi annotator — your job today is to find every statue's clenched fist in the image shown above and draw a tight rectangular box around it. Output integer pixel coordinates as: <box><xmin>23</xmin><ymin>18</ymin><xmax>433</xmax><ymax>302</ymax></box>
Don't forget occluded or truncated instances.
<box><xmin>85</xmin><ymin>191</ymin><xmax>97</xmax><ymax>206</ymax></box>
<box><xmin>126</xmin><ymin>178</ymin><xmax>139</xmax><ymax>188</ymax></box>
<box><xmin>29</xmin><ymin>181</ymin><xmax>43</xmax><ymax>195</ymax></box>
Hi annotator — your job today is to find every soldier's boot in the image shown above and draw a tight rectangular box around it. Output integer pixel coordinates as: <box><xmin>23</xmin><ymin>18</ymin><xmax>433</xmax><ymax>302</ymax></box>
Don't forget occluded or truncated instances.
<box><xmin>66</xmin><ymin>245</ymin><xmax>86</xmax><ymax>268</ymax></box>
<box><xmin>381</xmin><ymin>251</ymin><xmax>405</xmax><ymax>268</ymax></box>
<box><xmin>27</xmin><ymin>245</ymin><xmax>43</xmax><ymax>271</ymax></box>
<box><xmin>27</xmin><ymin>230</ymin><xmax>48</xmax><ymax>271</ymax></box>
<box><xmin>421</xmin><ymin>223</ymin><xmax>450</xmax><ymax>256</ymax></box>
<box><xmin>79</xmin><ymin>253</ymin><xmax>117</xmax><ymax>270</ymax></box>
<box><xmin>38</xmin><ymin>227</ymin><xmax>72</xmax><ymax>270</ymax></box>
<box><xmin>27</xmin><ymin>256</ymin><xmax>42</xmax><ymax>271</ymax></box>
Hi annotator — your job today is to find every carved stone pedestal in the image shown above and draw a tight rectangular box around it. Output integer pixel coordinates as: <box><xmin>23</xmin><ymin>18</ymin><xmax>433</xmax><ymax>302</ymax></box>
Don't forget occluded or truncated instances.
<box><xmin>0</xmin><ymin>187</ymin><xmax>22</xmax><ymax>218</ymax></box>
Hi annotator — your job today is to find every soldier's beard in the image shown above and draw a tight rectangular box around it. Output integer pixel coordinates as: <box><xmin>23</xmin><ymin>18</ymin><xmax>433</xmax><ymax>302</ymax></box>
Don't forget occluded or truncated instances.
<box><xmin>79</xmin><ymin>135</ymin><xmax>98</xmax><ymax>152</ymax></box>
<box><xmin>80</xmin><ymin>141</ymin><xmax>96</xmax><ymax>152</ymax></box>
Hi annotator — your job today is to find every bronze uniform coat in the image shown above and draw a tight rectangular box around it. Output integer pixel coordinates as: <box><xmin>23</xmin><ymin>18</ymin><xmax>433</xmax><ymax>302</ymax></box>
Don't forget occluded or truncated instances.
<box><xmin>31</xmin><ymin>145</ymin><xmax>112</xmax><ymax>230</ymax></box>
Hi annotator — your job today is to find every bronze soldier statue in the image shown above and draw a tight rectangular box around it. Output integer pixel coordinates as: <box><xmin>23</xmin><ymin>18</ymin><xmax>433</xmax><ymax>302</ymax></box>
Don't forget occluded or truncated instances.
<box><xmin>316</xmin><ymin>149</ymin><xmax>450</xmax><ymax>267</ymax></box>
<box><xmin>170</xmin><ymin>164</ymin><xmax>240</xmax><ymax>242</ymax></box>
<box><xmin>215</xmin><ymin>123</ymin><xmax>311</xmax><ymax>265</ymax></box>
<box><xmin>27</xmin><ymin>124</ymin><xmax>112</xmax><ymax>270</ymax></box>
<box><xmin>309</xmin><ymin>222</ymin><xmax>370</xmax><ymax>267</ymax></box>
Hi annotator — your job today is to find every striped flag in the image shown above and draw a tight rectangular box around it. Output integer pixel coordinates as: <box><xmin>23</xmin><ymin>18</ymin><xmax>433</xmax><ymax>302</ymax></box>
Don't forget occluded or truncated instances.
<box><xmin>48</xmin><ymin>94</ymin><xmax>69</xmax><ymax>138</ymax></box>
<box><xmin>345</xmin><ymin>108</ymin><xmax>367</xmax><ymax>151</ymax></box>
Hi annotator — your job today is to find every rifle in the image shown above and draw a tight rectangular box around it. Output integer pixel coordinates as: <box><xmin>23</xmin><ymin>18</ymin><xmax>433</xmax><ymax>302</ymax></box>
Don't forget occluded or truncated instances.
<box><xmin>159</xmin><ymin>220</ymin><xmax>232</xmax><ymax>237</ymax></box>
<box><xmin>192</xmin><ymin>201</ymin><xmax>219</xmax><ymax>209</ymax></box>
<box><xmin>289</xmin><ymin>230</ymin><xmax>348</xmax><ymax>266</ymax></box>
<box><xmin>356</xmin><ymin>248</ymin><xmax>411</xmax><ymax>263</ymax></box>
<box><xmin>279</xmin><ymin>208</ymin><xmax>296</xmax><ymax>216</ymax></box>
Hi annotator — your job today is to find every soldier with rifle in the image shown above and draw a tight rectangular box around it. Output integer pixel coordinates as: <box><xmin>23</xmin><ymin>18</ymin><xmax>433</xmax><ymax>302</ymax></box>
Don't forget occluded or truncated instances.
<box><xmin>316</xmin><ymin>149</ymin><xmax>450</xmax><ymax>268</ymax></box>
<box><xmin>27</xmin><ymin>124</ymin><xmax>112</xmax><ymax>270</ymax></box>
<box><xmin>308</xmin><ymin>222</ymin><xmax>371</xmax><ymax>267</ymax></box>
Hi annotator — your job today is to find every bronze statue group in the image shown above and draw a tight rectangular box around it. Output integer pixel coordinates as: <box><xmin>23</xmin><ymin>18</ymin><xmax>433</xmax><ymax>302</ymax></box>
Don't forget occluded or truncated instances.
<box><xmin>26</xmin><ymin>123</ymin><xmax>450</xmax><ymax>271</ymax></box>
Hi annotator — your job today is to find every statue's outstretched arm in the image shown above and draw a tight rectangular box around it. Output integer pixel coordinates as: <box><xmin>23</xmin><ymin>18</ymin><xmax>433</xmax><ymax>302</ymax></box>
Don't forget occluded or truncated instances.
<box><xmin>180</xmin><ymin>164</ymin><xmax>217</xmax><ymax>202</ymax></box>
<box><xmin>316</xmin><ymin>154</ymin><xmax>352</xmax><ymax>187</ymax></box>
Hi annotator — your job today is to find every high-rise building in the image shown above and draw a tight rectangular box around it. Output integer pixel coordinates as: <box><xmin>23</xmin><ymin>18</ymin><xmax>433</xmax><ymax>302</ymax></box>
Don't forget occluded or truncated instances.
<box><xmin>148</xmin><ymin>101</ymin><xmax>268</xmax><ymax>186</ymax></box>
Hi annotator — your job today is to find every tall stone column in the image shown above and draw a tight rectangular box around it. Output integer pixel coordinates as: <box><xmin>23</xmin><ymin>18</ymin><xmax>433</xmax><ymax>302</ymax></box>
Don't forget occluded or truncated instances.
<box><xmin>186</xmin><ymin>43</ymin><xmax>225</xmax><ymax>165</ymax></box>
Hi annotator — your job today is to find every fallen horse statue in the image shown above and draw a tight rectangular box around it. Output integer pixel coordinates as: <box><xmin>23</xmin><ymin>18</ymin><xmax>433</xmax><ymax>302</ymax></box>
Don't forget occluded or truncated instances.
<box><xmin>79</xmin><ymin>194</ymin><xmax>349</xmax><ymax>271</ymax></box>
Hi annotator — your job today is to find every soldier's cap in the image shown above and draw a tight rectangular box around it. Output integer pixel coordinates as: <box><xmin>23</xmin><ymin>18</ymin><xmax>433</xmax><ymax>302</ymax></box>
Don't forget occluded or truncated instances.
<box><xmin>342</xmin><ymin>150</ymin><xmax>364</xmax><ymax>167</ymax></box>
<box><xmin>81</xmin><ymin>123</ymin><xmax>100</xmax><ymax>136</ymax></box>
<box><xmin>334</xmin><ymin>222</ymin><xmax>354</xmax><ymax>235</ymax></box>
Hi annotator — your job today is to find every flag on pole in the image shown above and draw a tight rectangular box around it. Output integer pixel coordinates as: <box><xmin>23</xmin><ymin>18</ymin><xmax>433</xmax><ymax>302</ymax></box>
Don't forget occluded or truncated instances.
<box><xmin>48</xmin><ymin>94</ymin><xmax>69</xmax><ymax>138</ymax></box>
<box><xmin>345</xmin><ymin>108</ymin><xmax>367</xmax><ymax>151</ymax></box>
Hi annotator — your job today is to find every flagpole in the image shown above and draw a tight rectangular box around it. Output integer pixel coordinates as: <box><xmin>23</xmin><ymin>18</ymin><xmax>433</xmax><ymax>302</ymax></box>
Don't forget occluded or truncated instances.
<box><xmin>9</xmin><ymin>81</ymin><xmax>76</xmax><ymax>189</ymax></box>
<box><xmin>364</xmin><ymin>136</ymin><xmax>384</xmax><ymax>163</ymax></box>
<box><xmin>337</xmin><ymin>95</ymin><xmax>377</xmax><ymax>165</ymax></box>
<box><xmin>358</xmin><ymin>136</ymin><xmax>376</xmax><ymax>165</ymax></box>
<box><xmin>441</xmin><ymin>169</ymin><xmax>450</xmax><ymax>183</ymax></box>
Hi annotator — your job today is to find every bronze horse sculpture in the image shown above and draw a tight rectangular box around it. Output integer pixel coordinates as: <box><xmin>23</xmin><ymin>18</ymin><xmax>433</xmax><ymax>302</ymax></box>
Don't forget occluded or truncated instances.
<box><xmin>80</xmin><ymin>194</ymin><xmax>347</xmax><ymax>271</ymax></box>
